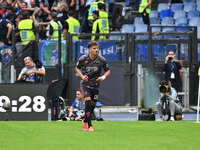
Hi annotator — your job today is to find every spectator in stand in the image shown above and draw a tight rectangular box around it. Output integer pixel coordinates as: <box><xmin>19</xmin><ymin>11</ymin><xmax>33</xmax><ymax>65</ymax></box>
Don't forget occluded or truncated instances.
<box><xmin>22</xmin><ymin>0</ymin><xmax>40</xmax><ymax>16</ymax></box>
<box><xmin>0</xmin><ymin>2</ymin><xmax>7</xmax><ymax>16</ymax></box>
<box><xmin>4</xmin><ymin>13</ymin><xmax>15</xmax><ymax>29</ymax></box>
<box><xmin>69</xmin><ymin>0</ymin><xmax>84</xmax><ymax>19</ymax></box>
<box><xmin>0</xmin><ymin>13</ymin><xmax>13</xmax><ymax>45</ymax></box>
<box><xmin>56</xmin><ymin>1</ymin><xmax>69</xmax><ymax>26</ymax></box>
<box><xmin>12</xmin><ymin>1</ymin><xmax>29</xmax><ymax>16</ymax></box>
<box><xmin>34</xmin><ymin>1</ymin><xmax>50</xmax><ymax>22</ymax></box>
<box><xmin>63</xmin><ymin>10</ymin><xmax>80</xmax><ymax>40</ymax></box>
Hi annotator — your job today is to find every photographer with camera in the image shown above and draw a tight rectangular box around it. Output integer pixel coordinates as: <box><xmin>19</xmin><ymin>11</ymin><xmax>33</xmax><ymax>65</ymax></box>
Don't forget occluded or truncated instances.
<box><xmin>156</xmin><ymin>80</ymin><xmax>182</xmax><ymax>121</ymax></box>
<box><xmin>163</xmin><ymin>50</ymin><xmax>182</xmax><ymax>92</ymax></box>
<box><xmin>17</xmin><ymin>56</ymin><xmax>45</xmax><ymax>83</ymax></box>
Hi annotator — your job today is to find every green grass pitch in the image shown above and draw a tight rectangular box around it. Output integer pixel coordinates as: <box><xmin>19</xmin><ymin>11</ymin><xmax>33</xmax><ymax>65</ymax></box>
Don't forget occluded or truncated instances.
<box><xmin>0</xmin><ymin>121</ymin><xmax>200</xmax><ymax>150</ymax></box>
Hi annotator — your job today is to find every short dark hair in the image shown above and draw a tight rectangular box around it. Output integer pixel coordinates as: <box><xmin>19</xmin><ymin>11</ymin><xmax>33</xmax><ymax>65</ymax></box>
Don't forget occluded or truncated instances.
<box><xmin>159</xmin><ymin>80</ymin><xmax>168</xmax><ymax>86</ymax></box>
<box><xmin>76</xmin><ymin>89</ymin><xmax>81</xmax><ymax>92</ymax></box>
<box><xmin>68</xmin><ymin>10</ymin><xmax>75</xmax><ymax>17</ymax></box>
<box><xmin>22</xmin><ymin>11</ymin><xmax>30</xmax><ymax>19</ymax></box>
<box><xmin>168</xmin><ymin>50</ymin><xmax>175</xmax><ymax>54</ymax></box>
<box><xmin>98</xmin><ymin>3</ymin><xmax>105</xmax><ymax>10</ymax></box>
<box><xmin>92</xmin><ymin>10</ymin><xmax>99</xmax><ymax>17</ymax></box>
<box><xmin>88</xmin><ymin>41</ymin><xmax>98</xmax><ymax>48</ymax></box>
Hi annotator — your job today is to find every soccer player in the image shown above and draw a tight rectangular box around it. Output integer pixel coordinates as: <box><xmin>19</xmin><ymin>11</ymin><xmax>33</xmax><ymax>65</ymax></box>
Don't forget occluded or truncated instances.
<box><xmin>75</xmin><ymin>41</ymin><xmax>110</xmax><ymax>131</ymax></box>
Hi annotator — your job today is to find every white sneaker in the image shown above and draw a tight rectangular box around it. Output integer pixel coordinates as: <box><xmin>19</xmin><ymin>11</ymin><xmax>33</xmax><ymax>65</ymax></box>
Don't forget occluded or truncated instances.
<box><xmin>170</xmin><ymin>117</ymin><xmax>175</xmax><ymax>121</ymax></box>
<box><xmin>156</xmin><ymin>117</ymin><xmax>165</xmax><ymax>121</ymax></box>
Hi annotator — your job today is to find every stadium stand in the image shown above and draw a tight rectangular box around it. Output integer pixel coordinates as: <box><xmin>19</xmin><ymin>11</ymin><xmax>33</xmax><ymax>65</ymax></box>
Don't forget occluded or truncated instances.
<box><xmin>175</xmin><ymin>17</ymin><xmax>188</xmax><ymax>26</ymax></box>
<box><xmin>187</xmin><ymin>10</ymin><xmax>200</xmax><ymax>20</ymax></box>
<box><xmin>183</xmin><ymin>3</ymin><xmax>195</xmax><ymax>12</ymax></box>
<box><xmin>109</xmin><ymin>31</ymin><xmax>122</xmax><ymax>40</ymax></box>
<box><xmin>171</xmin><ymin>3</ymin><xmax>183</xmax><ymax>11</ymax></box>
<box><xmin>160</xmin><ymin>9</ymin><xmax>173</xmax><ymax>20</ymax></box>
<box><xmin>150</xmin><ymin>17</ymin><xmax>160</xmax><ymax>25</ymax></box>
<box><xmin>173</xmin><ymin>10</ymin><xmax>186</xmax><ymax>20</ymax></box>
<box><xmin>134</xmin><ymin>17</ymin><xmax>144</xmax><ymax>25</ymax></box>
<box><xmin>189</xmin><ymin>17</ymin><xmax>200</xmax><ymax>26</ymax></box>
<box><xmin>149</xmin><ymin>10</ymin><xmax>159</xmax><ymax>18</ymax></box>
<box><xmin>121</xmin><ymin>24</ymin><xmax>134</xmax><ymax>33</ymax></box>
<box><xmin>157</xmin><ymin>3</ymin><xmax>168</xmax><ymax>13</ymax></box>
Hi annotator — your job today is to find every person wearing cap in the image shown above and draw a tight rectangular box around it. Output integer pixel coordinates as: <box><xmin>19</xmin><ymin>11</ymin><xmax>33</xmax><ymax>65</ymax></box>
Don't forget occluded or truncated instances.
<box><xmin>91</xmin><ymin>10</ymin><xmax>109</xmax><ymax>41</ymax></box>
<box><xmin>63</xmin><ymin>10</ymin><xmax>80</xmax><ymax>40</ymax></box>
<box><xmin>18</xmin><ymin>10</ymin><xmax>35</xmax><ymax>45</ymax></box>
<box><xmin>17</xmin><ymin>56</ymin><xmax>45</xmax><ymax>83</ymax></box>
<box><xmin>0</xmin><ymin>2</ymin><xmax>7</xmax><ymax>16</ymax></box>
<box><xmin>0</xmin><ymin>14</ymin><xmax>13</xmax><ymax>45</ymax></box>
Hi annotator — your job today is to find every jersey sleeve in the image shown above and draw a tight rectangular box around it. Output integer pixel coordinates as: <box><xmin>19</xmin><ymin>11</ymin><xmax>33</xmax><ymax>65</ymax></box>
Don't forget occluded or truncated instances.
<box><xmin>71</xmin><ymin>100</ymin><xmax>76</xmax><ymax>108</ymax></box>
<box><xmin>102</xmin><ymin>58</ymin><xmax>110</xmax><ymax>72</ymax></box>
<box><xmin>76</xmin><ymin>55</ymin><xmax>86</xmax><ymax>69</ymax></box>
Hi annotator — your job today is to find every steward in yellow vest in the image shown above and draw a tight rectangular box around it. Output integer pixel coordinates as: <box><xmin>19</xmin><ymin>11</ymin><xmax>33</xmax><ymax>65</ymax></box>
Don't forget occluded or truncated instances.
<box><xmin>91</xmin><ymin>10</ymin><xmax>109</xmax><ymax>41</ymax></box>
<box><xmin>48</xmin><ymin>12</ymin><xmax>63</xmax><ymax>41</ymax></box>
<box><xmin>18</xmin><ymin>11</ymin><xmax>35</xmax><ymax>45</ymax></box>
<box><xmin>138</xmin><ymin>0</ymin><xmax>152</xmax><ymax>25</ymax></box>
<box><xmin>63</xmin><ymin>10</ymin><xmax>80</xmax><ymax>40</ymax></box>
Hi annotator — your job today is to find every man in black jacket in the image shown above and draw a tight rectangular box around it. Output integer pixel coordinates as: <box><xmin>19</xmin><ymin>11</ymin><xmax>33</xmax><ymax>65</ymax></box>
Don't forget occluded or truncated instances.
<box><xmin>163</xmin><ymin>50</ymin><xmax>182</xmax><ymax>92</ymax></box>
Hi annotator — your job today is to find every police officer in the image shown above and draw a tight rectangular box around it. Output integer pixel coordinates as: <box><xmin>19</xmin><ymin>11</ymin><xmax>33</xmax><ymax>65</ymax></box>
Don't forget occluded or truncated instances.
<box><xmin>138</xmin><ymin>0</ymin><xmax>152</xmax><ymax>25</ymax></box>
<box><xmin>91</xmin><ymin>10</ymin><xmax>109</xmax><ymax>41</ymax></box>
<box><xmin>18</xmin><ymin>11</ymin><xmax>35</xmax><ymax>45</ymax></box>
<box><xmin>63</xmin><ymin>10</ymin><xmax>80</xmax><ymax>40</ymax></box>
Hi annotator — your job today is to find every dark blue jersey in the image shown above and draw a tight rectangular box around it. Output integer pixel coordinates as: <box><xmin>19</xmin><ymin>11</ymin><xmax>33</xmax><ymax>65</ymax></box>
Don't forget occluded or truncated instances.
<box><xmin>76</xmin><ymin>54</ymin><xmax>109</xmax><ymax>88</ymax></box>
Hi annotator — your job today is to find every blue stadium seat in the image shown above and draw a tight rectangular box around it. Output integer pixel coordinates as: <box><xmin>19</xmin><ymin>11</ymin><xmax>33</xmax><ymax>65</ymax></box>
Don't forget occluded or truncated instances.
<box><xmin>149</xmin><ymin>10</ymin><xmax>158</xmax><ymax>18</ymax></box>
<box><xmin>160</xmin><ymin>9</ymin><xmax>173</xmax><ymax>20</ymax></box>
<box><xmin>197</xmin><ymin>5</ymin><xmax>200</xmax><ymax>11</ymax></box>
<box><xmin>173</xmin><ymin>10</ymin><xmax>186</xmax><ymax>20</ymax></box>
<box><xmin>163</xmin><ymin>30</ymin><xmax>176</xmax><ymax>39</ymax></box>
<box><xmin>109</xmin><ymin>31</ymin><xmax>122</xmax><ymax>40</ymax></box>
<box><xmin>176</xmin><ymin>26</ymin><xmax>189</xmax><ymax>39</ymax></box>
<box><xmin>135</xmin><ymin>24</ymin><xmax>148</xmax><ymax>39</ymax></box>
<box><xmin>161</xmin><ymin>17</ymin><xmax>175</xmax><ymax>32</ymax></box>
<box><xmin>183</xmin><ymin>3</ymin><xmax>195</xmax><ymax>12</ymax></box>
<box><xmin>187</xmin><ymin>10</ymin><xmax>200</xmax><ymax>20</ymax></box>
<box><xmin>175</xmin><ymin>17</ymin><xmax>188</xmax><ymax>26</ymax></box>
<box><xmin>134</xmin><ymin>17</ymin><xmax>144</xmax><ymax>25</ymax></box>
<box><xmin>182</xmin><ymin>0</ymin><xmax>195</xmax><ymax>3</ymax></box>
<box><xmin>198</xmin><ymin>26</ymin><xmax>200</xmax><ymax>39</ymax></box>
<box><xmin>171</xmin><ymin>3</ymin><xmax>183</xmax><ymax>11</ymax></box>
<box><xmin>121</xmin><ymin>24</ymin><xmax>134</xmax><ymax>33</ymax></box>
<box><xmin>150</xmin><ymin>17</ymin><xmax>160</xmax><ymax>25</ymax></box>
<box><xmin>189</xmin><ymin>17</ymin><xmax>200</xmax><ymax>26</ymax></box>
<box><xmin>165</xmin><ymin>44</ymin><xmax>177</xmax><ymax>53</ymax></box>
<box><xmin>161</xmin><ymin>17</ymin><xmax>174</xmax><ymax>26</ymax></box>
<box><xmin>152</xmin><ymin>44</ymin><xmax>164</xmax><ymax>61</ymax></box>
<box><xmin>157</xmin><ymin>3</ymin><xmax>168</xmax><ymax>13</ymax></box>
<box><xmin>135</xmin><ymin>24</ymin><xmax>148</xmax><ymax>33</ymax></box>
<box><xmin>135</xmin><ymin>44</ymin><xmax>149</xmax><ymax>61</ymax></box>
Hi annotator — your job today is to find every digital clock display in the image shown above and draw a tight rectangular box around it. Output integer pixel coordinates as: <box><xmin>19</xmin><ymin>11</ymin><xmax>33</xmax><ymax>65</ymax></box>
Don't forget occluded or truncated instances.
<box><xmin>0</xmin><ymin>83</ymin><xmax>48</xmax><ymax>121</ymax></box>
